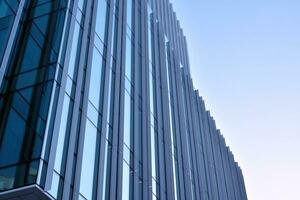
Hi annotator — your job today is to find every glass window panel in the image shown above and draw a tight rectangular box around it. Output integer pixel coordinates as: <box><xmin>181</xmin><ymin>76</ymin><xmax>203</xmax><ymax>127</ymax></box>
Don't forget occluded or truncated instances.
<box><xmin>78</xmin><ymin>0</ymin><xmax>85</xmax><ymax>10</ymax></box>
<box><xmin>6</xmin><ymin>1</ymin><xmax>18</xmax><ymax>12</ymax></box>
<box><xmin>31</xmin><ymin>22</ymin><xmax>45</xmax><ymax>47</ymax></box>
<box><xmin>76</xmin><ymin>8</ymin><xmax>83</xmax><ymax>23</ymax></box>
<box><xmin>33</xmin><ymin>2</ymin><xmax>52</xmax><ymax>18</ymax></box>
<box><xmin>150</xmin><ymin>126</ymin><xmax>156</xmax><ymax>179</ymax></box>
<box><xmin>126</xmin><ymin>0</ymin><xmax>132</xmax><ymax>28</ymax></box>
<box><xmin>122</xmin><ymin>161</ymin><xmax>130</xmax><ymax>200</ymax></box>
<box><xmin>33</xmin><ymin>15</ymin><xmax>50</xmax><ymax>36</ymax></box>
<box><xmin>79</xmin><ymin>120</ymin><xmax>97</xmax><ymax>200</ymax></box>
<box><xmin>65</xmin><ymin>76</ymin><xmax>73</xmax><ymax>96</ymax></box>
<box><xmin>87</xmin><ymin>101</ymin><xmax>99</xmax><ymax>126</ymax></box>
<box><xmin>152</xmin><ymin>193</ymin><xmax>157</xmax><ymax>200</ymax></box>
<box><xmin>48</xmin><ymin>171</ymin><xmax>60</xmax><ymax>198</ymax></box>
<box><xmin>88</xmin><ymin>47</ymin><xmax>103</xmax><ymax>109</ymax></box>
<box><xmin>68</xmin><ymin>22</ymin><xmax>80</xmax><ymax>78</ymax></box>
<box><xmin>123</xmin><ymin>92</ymin><xmax>131</xmax><ymax>147</ymax></box>
<box><xmin>0</xmin><ymin>29</ymin><xmax>7</xmax><ymax>57</ymax></box>
<box><xmin>0</xmin><ymin>109</ymin><xmax>26</xmax><ymax>167</ymax></box>
<box><xmin>125</xmin><ymin>36</ymin><xmax>131</xmax><ymax>80</ymax></box>
<box><xmin>105</xmin><ymin>67</ymin><xmax>113</xmax><ymax>124</ymax></box>
<box><xmin>54</xmin><ymin>94</ymin><xmax>70</xmax><ymax>173</ymax></box>
<box><xmin>101</xmin><ymin>140</ymin><xmax>110</xmax><ymax>200</ymax></box>
<box><xmin>95</xmin><ymin>0</ymin><xmax>107</xmax><ymax>40</ymax></box>
<box><xmin>123</xmin><ymin>144</ymin><xmax>130</xmax><ymax>164</ymax></box>
<box><xmin>15</xmin><ymin>69</ymin><xmax>39</xmax><ymax>90</ymax></box>
<box><xmin>152</xmin><ymin>178</ymin><xmax>157</xmax><ymax>196</ymax></box>
<box><xmin>0</xmin><ymin>2</ymin><xmax>12</xmax><ymax>18</ymax></box>
<box><xmin>0</xmin><ymin>15</ymin><xmax>12</xmax><ymax>30</ymax></box>
<box><xmin>19</xmin><ymin>36</ymin><xmax>42</xmax><ymax>73</ymax></box>
<box><xmin>149</xmin><ymin>73</ymin><xmax>154</xmax><ymax>114</ymax></box>
<box><xmin>79</xmin><ymin>194</ymin><xmax>86</xmax><ymax>200</ymax></box>
<box><xmin>12</xmin><ymin>93</ymin><xmax>30</xmax><ymax>119</ymax></box>
<box><xmin>125</xmin><ymin>77</ymin><xmax>131</xmax><ymax>94</ymax></box>
<box><xmin>94</xmin><ymin>34</ymin><xmax>104</xmax><ymax>55</ymax></box>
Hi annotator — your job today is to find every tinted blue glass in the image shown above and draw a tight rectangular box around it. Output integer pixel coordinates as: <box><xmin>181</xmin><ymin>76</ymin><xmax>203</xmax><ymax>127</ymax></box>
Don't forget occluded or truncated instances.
<box><xmin>122</xmin><ymin>161</ymin><xmax>130</xmax><ymax>200</ymax></box>
<box><xmin>125</xmin><ymin>36</ymin><xmax>131</xmax><ymax>80</ymax></box>
<box><xmin>149</xmin><ymin>73</ymin><xmax>154</xmax><ymax>114</ymax></box>
<box><xmin>0</xmin><ymin>1</ymin><xmax>12</xmax><ymax>18</ymax></box>
<box><xmin>126</xmin><ymin>0</ymin><xmax>132</xmax><ymax>28</ymax></box>
<box><xmin>34</xmin><ymin>15</ymin><xmax>50</xmax><ymax>36</ymax></box>
<box><xmin>78</xmin><ymin>0</ymin><xmax>85</xmax><ymax>10</ymax></box>
<box><xmin>88</xmin><ymin>47</ymin><xmax>103</xmax><ymax>109</ymax></box>
<box><xmin>150</xmin><ymin>127</ymin><xmax>156</xmax><ymax>179</ymax></box>
<box><xmin>123</xmin><ymin>92</ymin><xmax>131</xmax><ymax>147</ymax></box>
<box><xmin>95</xmin><ymin>0</ymin><xmax>107</xmax><ymax>40</ymax></box>
<box><xmin>79</xmin><ymin>120</ymin><xmax>97</xmax><ymax>200</ymax></box>
<box><xmin>0</xmin><ymin>109</ymin><xmax>25</xmax><ymax>167</ymax></box>
<box><xmin>54</xmin><ymin>94</ymin><xmax>70</xmax><ymax>173</ymax></box>
<box><xmin>101</xmin><ymin>139</ymin><xmax>110</xmax><ymax>200</ymax></box>
<box><xmin>0</xmin><ymin>165</ymin><xmax>16</xmax><ymax>191</ymax></box>
<box><xmin>49</xmin><ymin>171</ymin><xmax>60</xmax><ymax>198</ymax></box>
<box><xmin>68</xmin><ymin>22</ymin><xmax>80</xmax><ymax>78</ymax></box>
<box><xmin>87</xmin><ymin>101</ymin><xmax>99</xmax><ymax>125</ymax></box>
<box><xmin>19</xmin><ymin>37</ymin><xmax>42</xmax><ymax>73</ymax></box>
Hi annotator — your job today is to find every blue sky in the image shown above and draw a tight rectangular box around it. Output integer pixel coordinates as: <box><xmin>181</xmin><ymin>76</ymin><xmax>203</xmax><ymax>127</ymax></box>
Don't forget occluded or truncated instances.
<box><xmin>171</xmin><ymin>0</ymin><xmax>300</xmax><ymax>199</ymax></box>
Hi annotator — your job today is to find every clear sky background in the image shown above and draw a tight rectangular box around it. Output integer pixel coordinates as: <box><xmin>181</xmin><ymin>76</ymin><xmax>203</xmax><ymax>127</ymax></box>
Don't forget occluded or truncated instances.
<box><xmin>171</xmin><ymin>0</ymin><xmax>300</xmax><ymax>199</ymax></box>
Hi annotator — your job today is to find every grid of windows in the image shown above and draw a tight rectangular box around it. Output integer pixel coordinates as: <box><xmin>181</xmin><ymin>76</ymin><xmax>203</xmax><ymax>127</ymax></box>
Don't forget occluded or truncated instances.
<box><xmin>0</xmin><ymin>0</ymin><xmax>19</xmax><ymax>62</ymax></box>
<box><xmin>0</xmin><ymin>0</ymin><xmax>247</xmax><ymax>200</ymax></box>
<box><xmin>0</xmin><ymin>0</ymin><xmax>68</xmax><ymax>192</ymax></box>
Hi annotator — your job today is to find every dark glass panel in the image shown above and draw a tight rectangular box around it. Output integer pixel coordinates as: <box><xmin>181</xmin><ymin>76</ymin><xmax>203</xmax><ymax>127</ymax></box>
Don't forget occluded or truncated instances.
<box><xmin>0</xmin><ymin>160</ymin><xmax>39</xmax><ymax>191</ymax></box>
<box><xmin>0</xmin><ymin>1</ymin><xmax>12</xmax><ymax>18</ymax></box>
<box><xmin>18</xmin><ymin>36</ymin><xmax>42</xmax><ymax>73</ymax></box>
<box><xmin>6</xmin><ymin>0</ymin><xmax>19</xmax><ymax>13</ymax></box>
<box><xmin>32</xmin><ymin>2</ymin><xmax>52</xmax><ymax>19</ymax></box>
<box><xmin>0</xmin><ymin>108</ymin><xmax>26</xmax><ymax>167</ymax></box>
<box><xmin>0</xmin><ymin>15</ymin><xmax>12</xmax><ymax>30</ymax></box>
<box><xmin>88</xmin><ymin>47</ymin><xmax>103</xmax><ymax>110</ymax></box>
<box><xmin>0</xmin><ymin>0</ymin><xmax>67</xmax><ymax>192</ymax></box>
<box><xmin>11</xmin><ymin>92</ymin><xmax>30</xmax><ymax>119</ymax></box>
<box><xmin>0</xmin><ymin>28</ymin><xmax>8</xmax><ymax>61</ymax></box>
<box><xmin>79</xmin><ymin>120</ymin><xmax>97</xmax><ymax>200</ymax></box>
<box><xmin>38</xmin><ymin>80</ymin><xmax>54</xmax><ymax>121</ymax></box>
<box><xmin>31</xmin><ymin>22</ymin><xmax>46</xmax><ymax>48</ymax></box>
<box><xmin>33</xmin><ymin>15</ymin><xmax>50</xmax><ymax>36</ymax></box>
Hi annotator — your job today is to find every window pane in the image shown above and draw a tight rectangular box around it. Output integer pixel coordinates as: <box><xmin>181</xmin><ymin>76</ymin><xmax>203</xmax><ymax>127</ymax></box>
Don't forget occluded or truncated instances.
<box><xmin>126</xmin><ymin>0</ymin><xmax>132</xmax><ymax>28</ymax></box>
<box><xmin>125</xmin><ymin>36</ymin><xmax>131</xmax><ymax>80</ymax></box>
<box><xmin>95</xmin><ymin>0</ymin><xmax>107</xmax><ymax>40</ymax></box>
<box><xmin>68</xmin><ymin>22</ymin><xmax>81</xmax><ymax>78</ymax></box>
<box><xmin>48</xmin><ymin>171</ymin><xmax>60</xmax><ymax>198</ymax></box>
<box><xmin>150</xmin><ymin>127</ymin><xmax>156</xmax><ymax>179</ymax></box>
<box><xmin>54</xmin><ymin>94</ymin><xmax>70</xmax><ymax>173</ymax></box>
<box><xmin>79</xmin><ymin>120</ymin><xmax>97</xmax><ymax>200</ymax></box>
<box><xmin>88</xmin><ymin>48</ymin><xmax>103</xmax><ymax>109</ymax></box>
<box><xmin>123</xmin><ymin>92</ymin><xmax>131</xmax><ymax>147</ymax></box>
<box><xmin>0</xmin><ymin>2</ymin><xmax>12</xmax><ymax>18</ymax></box>
<box><xmin>19</xmin><ymin>36</ymin><xmax>42</xmax><ymax>73</ymax></box>
<box><xmin>122</xmin><ymin>161</ymin><xmax>130</xmax><ymax>200</ymax></box>
<box><xmin>0</xmin><ymin>109</ymin><xmax>26</xmax><ymax>167</ymax></box>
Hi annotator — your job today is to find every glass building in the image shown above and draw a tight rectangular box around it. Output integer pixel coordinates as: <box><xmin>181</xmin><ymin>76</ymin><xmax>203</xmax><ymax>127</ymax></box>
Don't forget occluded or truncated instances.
<box><xmin>0</xmin><ymin>0</ymin><xmax>247</xmax><ymax>199</ymax></box>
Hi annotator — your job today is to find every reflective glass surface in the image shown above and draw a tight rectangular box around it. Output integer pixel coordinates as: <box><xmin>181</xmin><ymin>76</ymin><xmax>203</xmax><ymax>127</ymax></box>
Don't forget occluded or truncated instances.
<box><xmin>79</xmin><ymin>120</ymin><xmax>97</xmax><ymax>200</ymax></box>
<box><xmin>123</xmin><ymin>91</ymin><xmax>131</xmax><ymax>147</ymax></box>
<box><xmin>68</xmin><ymin>22</ymin><xmax>81</xmax><ymax>78</ymax></box>
<box><xmin>122</xmin><ymin>161</ymin><xmax>130</xmax><ymax>200</ymax></box>
<box><xmin>95</xmin><ymin>0</ymin><xmax>107</xmax><ymax>40</ymax></box>
<box><xmin>54</xmin><ymin>94</ymin><xmax>70</xmax><ymax>173</ymax></box>
<box><xmin>88</xmin><ymin>47</ymin><xmax>103</xmax><ymax>109</ymax></box>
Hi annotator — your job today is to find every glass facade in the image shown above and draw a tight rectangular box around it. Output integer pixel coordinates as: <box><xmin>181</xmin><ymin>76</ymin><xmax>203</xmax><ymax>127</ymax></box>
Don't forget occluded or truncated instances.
<box><xmin>0</xmin><ymin>0</ymin><xmax>247</xmax><ymax>200</ymax></box>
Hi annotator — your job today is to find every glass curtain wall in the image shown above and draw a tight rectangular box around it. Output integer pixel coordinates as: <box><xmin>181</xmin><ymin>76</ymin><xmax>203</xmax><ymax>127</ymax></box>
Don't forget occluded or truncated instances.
<box><xmin>0</xmin><ymin>0</ymin><xmax>68</xmax><ymax>191</ymax></box>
